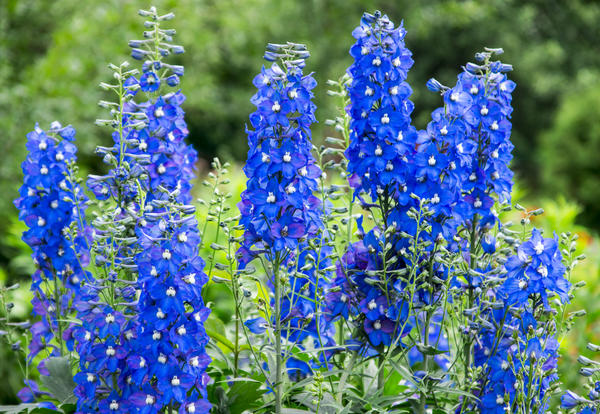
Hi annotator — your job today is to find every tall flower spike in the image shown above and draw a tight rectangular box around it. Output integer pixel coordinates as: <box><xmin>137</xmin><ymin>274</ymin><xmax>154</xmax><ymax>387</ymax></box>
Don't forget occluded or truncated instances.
<box><xmin>14</xmin><ymin>122</ymin><xmax>90</xmax><ymax>394</ymax></box>
<box><xmin>75</xmin><ymin>8</ymin><xmax>211</xmax><ymax>412</ymax></box>
<box><xmin>125</xmin><ymin>6</ymin><xmax>197</xmax><ymax>204</ymax></box>
<box><xmin>438</xmin><ymin>49</ymin><xmax>516</xmax><ymax>224</ymax></box>
<box><xmin>238</xmin><ymin>42</ymin><xmax>335</xmax><ymax>394</ymax></box>
<box><xmin>345</xmin><ymin>10</ymin><xmax>418</xmax><ymax>202</ymax></box>
<box><xmin>238</xmin><ymin>42</ymin><xmax>323</xmax><ymax>266</ymax></box>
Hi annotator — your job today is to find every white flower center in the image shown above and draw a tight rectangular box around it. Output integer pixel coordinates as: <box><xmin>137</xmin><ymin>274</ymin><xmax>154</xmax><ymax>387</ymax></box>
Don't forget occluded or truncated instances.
<box><xmin>368</xmin><ymin>300</ymin><xmax>377</xmax><ymax>310</ymax></box>
<box><xmin>162</xmin><ymin>249</ymin><xmax>171</xmax><ymax>260</ymax></box>
<box><xmin>37</xmin><ymin>217</ymin><xmax>46</xmax><ymax>227</ymax></box>
<box><xmin>381</xmin><ymin>113</ymin><xmax>390</xmax><ymax>124</ymax></box>
<box><xmin>491</xmin><ymin>150</ymin><xmax>499</xmax><ymax>159</ymax></box>
<box><xmin>372</xmin><ymin>57</ymin><xmax>381</xmax><ymax>67</ymax></box>
<box><xmin>158</xmin><ymin>354</ymin><xmax>166</xmax><ymax>364</ymax></box>
<box><xmin>171</xmin><ymin>376</ymin><xmax>180</xmax><ymax>386</ymax></box>
<box><xmin>105</xmin><ymin>314</ymin><xmax>115</xmax><ymax>323</ymax></box>
<box><xmin>55</xmin><ymin>152</ymin><xmax>64</xmax><ymax>161</ymax></box>
<box><xmin>361</xmin><ymin>46</ymin><xmax>369</xmax><ymax>55</ymax></box>
<box><xmin>272</xmin><ymin>102</ymin><xmax>281</xmax><ymax>112</ymax></box>
<box><xmin>286</xmin><ymin>185</ymin><xmax>296</xmax><ymax>194</ymax></box>
<box><xmin>139</xmin><ymin>141</ymin><xmax>147</xmax><ymax>151</ymax></box>
<box><xmin>474</xmin><ymin>197</ymin><xmax>483</xmax><ymax>208</ymax></box>
<box><xmin>168</xmin><ymin>132</ymin><xmax>175</xmax><ymax>141</ymax></box>
<box><xmin>470</xmin><ymin>86</ymin><xmax>479</xmax><ymax>95</ymax></box>
<box><xmin>156</xmin><ymin>309</ymin><xmax>166</xmax><ymax>319</ymax></box>
<box><xmin>375</xmin><ymin>145</ymin><xmax>383</xmax><ymax>156</ymax></box>
<box><xmin>518</xmin><ymin>280</ymin><xmax>527</xmax><ymax>290</ymax></box>
<box><xmin>157</xmin><ymin>164</ymin><xmax>166</xmax><ymax>174</ymax></box>
<box><xmin>155</xmin><ymin>107</ymin><xmax>165</xmax><ymax>117</ymax></box>
<box><xmin>469</xmin><ymin>173</ymin><xmax>477</xmax><ymax>181</ymax></box>
<box><xmin>491</xmin><ymin>121</ymin><xmax>499</xmax><ymax>130</ymax></box>
<box><xmin>51</xmin><ymin>200</ymin><xmax>59</xmax><ymax>209</ymax></box>
<box><xmin>187</xmin><ymin>403</ymin><xmax>196</xmax><ymax>413</ymax></box>
<box><xmin>109</xmin><ymin>401</ymin><xmax>119</xmax><ymax>410</ymax></box>
<box><xmin>151</xmin><ymin>266</ymin><xmax>158</xmax><ymax>277</ymax></box>
<box><xmin>145</xmin><ymin>395</ymin><xmax>155</xmax><ymax>405</ymax></box>
<box><xmin>106</xmin><ymin>346</ymin><xmax>116</xmax><ymax>357</ymax></box>
<box><xmin>288</xmin><ymin>89</ymin><xmax>298</xmax><ymax>99</ymax></box>
<box><xmin>480</xmin><ymin>106</ymin><xmax>488</xmax><ymax>116</ymax></box>
<box><xmin>428</xmin><ymin>155</ymin><xmax>436</xmax><ymax>166</ymax></box>
<box><xmin>534</xmin><ymin>242</ymin><xmax>544</xmax><ymax>255</ymax></box>
<box><xmin>537</xmin><ymin>265</ymin><xmax>548</xmax><ymax>277</ymax></box>
<box><xmin>440</xmin><ymin>126</ymin><xmax>448</xmax><ymax>136</ymax></box>
<box><xmin>392</xmin><ymin>57</ymin><xmax>401</xmax><ymax>67</ymax></box>
<box><xmin>40</xmin><ymin>166</ymin><xmax>49</xmax><ymax>175</ymax></box>
<box><xmin>299</xmin><ymin>166</ymin><xmax>307</xmax><ymax>176</ymax></box>
<box><xmin>496</xmin><ymin>395</ymin><xmax>503</xmax><ymax>405</ymax></box>
<box><xmin>389</xmin><ymin>86</ymin><xmax>398</xmax><ymax>95</ymax></box>
<box><xmin>365</xmin><ymin>87</ymin><xmax>374</xmax><ymax>96</ymax></box>
<box><xmin>190</xmin><ymin>356</ymin><xmax>199</xmax><ymax>367</ymax></box>
<box><xmin>166</xmin><ymin>287</ymin><xmax>176</xmax><ymax>297</ymax></box>
<box><xmin>397</xmin><ymin>131</ymin><xmax>403</xmax><ymax>141</ymax></box>
<box><xmin>501</xmin><ymin>361</ymin><xmax>509</xmax><ymax>370</ymax></box>
<box><xmin>38</xmin><ymin>141</ymin><xmax>47</xmax><ymax>150</ymax></box>
<box><xmin>139</xmin><ymin>357</ymin><xmax>146</xmax><ymax>368</ymax></box>
<box><xmin>177</xmin><ymin>325</ymin><xmax>187</xmax><ymax>335</ymax></box>
<box><xmin>283</xmin><ymin>152</ymin><xmax>291</xmax><ymax>162</ymax></box>
<box><xmin>431</xmin><ymin>194</ymin><xmax>440</xmax><ymax>204</ymax></box>
<box><xmin>373</xmin><ymin>320</ymin><xmax>382</xmax><ymax>330</ymax></box>
<box><xmin>266</xmin><ymin>192</ymin><xmax>276</xmax><ymax>203</ymax></box>
<box><xmin>450</xmin><ymin>92</ymin><xmax>459</xmax><ymax>102</ymax></box>
<box><xmin>385</xmin><ymin>162</ymin><xmax>393</xmax><ymax>171</ymax></box>
<box><xmin>87</xmin><ymin>373</ymin><xmax>95</xmax><ymax>382</ymax></box>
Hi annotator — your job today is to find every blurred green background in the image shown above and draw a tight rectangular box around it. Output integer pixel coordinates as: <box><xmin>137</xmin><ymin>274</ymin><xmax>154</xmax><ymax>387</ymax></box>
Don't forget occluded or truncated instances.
<box><xmin>1</xmin><ymin>0</ymin><xmax>600</xmax><ymax>406</ymax></box>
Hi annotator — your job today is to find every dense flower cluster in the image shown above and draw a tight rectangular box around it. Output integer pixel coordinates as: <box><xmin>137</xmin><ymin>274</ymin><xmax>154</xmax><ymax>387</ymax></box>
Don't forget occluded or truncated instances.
<box><xmin>474</xmin><ymin>307</ymin><xmax>560</xmax><ymax>413</ymax></box>
<box><xmin>325</xmin><ymin>221</ymin><xmax>412</xmax><ymax>353</ymax></box>
<box><xmin>345</xmin><ymin>11</ymin><xmax>417</xmax><ymax>202</ymax></box>
<box><xmin>238</xmin><ymin>45</ymin><xmax>323</xmax><ymax>265</ymax></box>
<box><xmin>238</xmin><ymin>43</ymin><xmax>335</xmax><ymax>381</ymax></box>
<box><xmin>14</xmin><ymin>122</ymin><xmax>90</xmax><ymax>388</ymax></box>
<box><xmin>129</xmin><ymin>202</ymin><xmax>211</xmax><ymax>412</ymax></box>
<box><xmin>429</xmin><ymin>52</ymin><xmax>516</xmax><ymax>224</ymax></box>
<box><xmin>500</xmin><ymin>228</ymin><xmax>570</xmax><ymax>307</ymax></box>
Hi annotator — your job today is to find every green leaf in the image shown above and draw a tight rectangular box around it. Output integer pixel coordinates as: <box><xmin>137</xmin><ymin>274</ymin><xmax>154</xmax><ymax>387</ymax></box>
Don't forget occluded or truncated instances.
<box><xmin>415</xmin><ymin>343</ymin><xmax>446</xmax><ymax>356</ymax></box>
<box><xmin>227</xmin><ymin>381</ymin><xmax>265</xmax><ymax>414</ymax></box>
<box><xmin>0</xmin><ymin>404</ymin><xmax>38</xmax><ymax>414</ymax></box>
<box><xmin>39</xmin><ymin>357</ymin><xmax>76</xmax><ymax>404</ymax></box>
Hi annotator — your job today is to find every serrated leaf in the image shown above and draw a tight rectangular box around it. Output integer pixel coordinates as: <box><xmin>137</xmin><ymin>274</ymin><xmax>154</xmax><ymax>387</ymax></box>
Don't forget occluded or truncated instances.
<box><xmin>39</xmin><ymin>357</ymin><xmax>76</xmax><ymax>404</ymax></box>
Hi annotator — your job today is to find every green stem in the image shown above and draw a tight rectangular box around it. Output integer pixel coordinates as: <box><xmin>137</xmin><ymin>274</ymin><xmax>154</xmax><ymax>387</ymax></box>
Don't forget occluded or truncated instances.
<box><xmin>273</xmin><ymin>258</ymin><xmax>283</xmax><ymax>414</ymax></box>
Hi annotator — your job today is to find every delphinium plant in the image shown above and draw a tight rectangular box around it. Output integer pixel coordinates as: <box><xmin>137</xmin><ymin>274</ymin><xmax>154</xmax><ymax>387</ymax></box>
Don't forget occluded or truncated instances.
<box><xmin>2</xmin><ymin>5</ymin><xmax>593</xmax><ymax>414</ymax></box>
<box><xmin>7</xmin><ymin>6</ymin><xmax>211</xmax><ymax>414</ymax></box>
<box><xmin>206</xmin><ymin>10</ymin><xmax>586</xmax><ymax>414</ymax></box>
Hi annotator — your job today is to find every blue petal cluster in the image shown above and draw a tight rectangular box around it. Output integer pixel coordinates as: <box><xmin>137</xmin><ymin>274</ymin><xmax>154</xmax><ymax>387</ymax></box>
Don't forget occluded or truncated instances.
<box><xmin>238</xmin><ymin>51</ymin><xmax>323</xmax><ymax>265</ymax></box>
<box><xmin>14</xmin><ymin>122</ymin><xmax>90</xmax><ymax>389</ymax></box>
<box><xmin>129</xmin><ymin>204</ymin><xmax>211</xmax><ymax>412</ymax></box>
<box><xmin>345</xmin><ymin>11</ymin><xmax>417</xmax><ymax>201</ymax></box>
<box><xmin>500</xmin><ymin>228</ymin><xmax>570</xmax><ymax>308</ymax></box>
<box><xmin>432</xmin><ymin>53</ymin><xmax>516</xmax><ymax>223</ymax></box>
